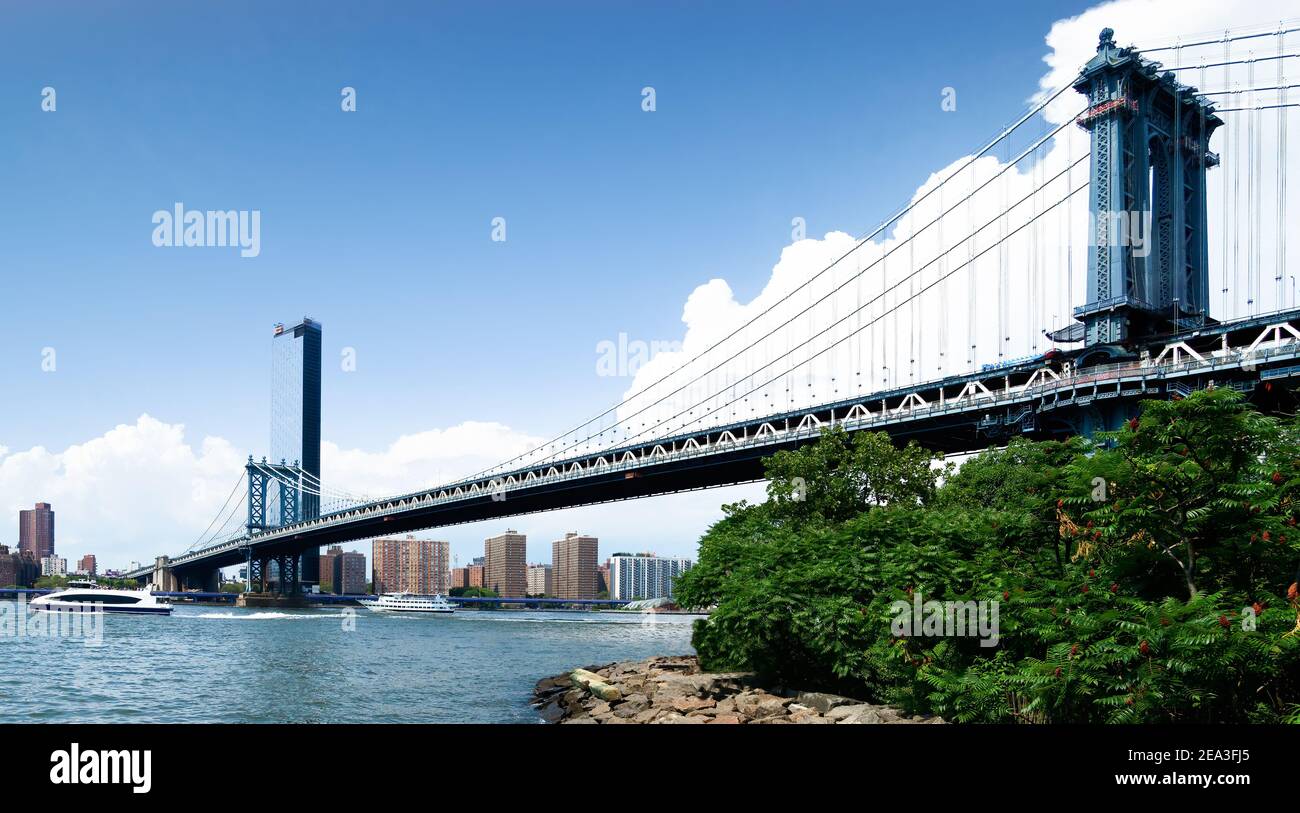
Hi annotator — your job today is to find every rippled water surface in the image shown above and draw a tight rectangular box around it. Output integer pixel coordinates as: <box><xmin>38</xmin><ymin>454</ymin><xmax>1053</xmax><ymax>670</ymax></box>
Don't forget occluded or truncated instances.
<box><xmin>0</xmin><ymin>604</ymin><xmax>698</xmax><ymax>723</ymax></box>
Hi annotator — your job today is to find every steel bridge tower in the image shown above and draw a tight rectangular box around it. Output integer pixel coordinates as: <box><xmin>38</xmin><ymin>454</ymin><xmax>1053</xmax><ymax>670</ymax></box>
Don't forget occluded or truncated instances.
<box><xmin>1068</xmin><ymin>28</ymin><xmax>1222</xmax><ymax>349</ymax></box>
<box><xmin>244</xmin><ymin>456</ymin><xmax>306</xmax><ymax>595</ymax></box>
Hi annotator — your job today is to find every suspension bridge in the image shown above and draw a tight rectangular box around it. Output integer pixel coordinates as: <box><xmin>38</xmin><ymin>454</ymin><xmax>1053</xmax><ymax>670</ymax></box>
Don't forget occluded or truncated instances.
<box><xmin>127</xmin><ymin>25</ymin><xmax>1300</xmax><ymax>596</ymax></box>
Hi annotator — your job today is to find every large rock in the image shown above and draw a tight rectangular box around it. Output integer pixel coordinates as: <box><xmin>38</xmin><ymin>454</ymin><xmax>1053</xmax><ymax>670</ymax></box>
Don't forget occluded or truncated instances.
<box><xmin>670</xmin><ymin>696</ymin><xmax>717</xmax><ymax>713</ymax></box>
<box><xmin>648</xmin><ymin>656</ymin><xmax>696</xmax><ymax>672</ymax></box>
<box><xmin>827</xmin><ymin>704</ymin><xmax>887</xmax><ymax>724</ymax></box>
<box><xmin>612</xmin><ymin>693</ymin><xmax>652</xmax><ymax>718</ymax></box>
<box><xmin>561</xmin><ymin>689</ymin><xmax>587</xmax><ymax>709</ymax></box>
<box><xmin>707</xmin><ymin>714</ymin><xmax>744</xmax><ymax>724</ymax></box>
<box><xmin>535</xmin><ymin>675</ymin><xmax>571</xmax><ymax>694</ymax></box>
<box><xmin>657</xmin><ymin>713</ymin><xmax>708</xmax><ymax>724</ymax></box>
<box><xmin>651</xmin><ymin>674</ymin><xmax>712</xmax><ymax>700</ymax></box>
<box><xmin>787</xmin><ymin>709</ymin><xmax>834</xmax><ymax>724</ymax></box>
<box><xmin>632</xmin><ymin>708</ymin><xmax>664</xmax><ymax>723</ymax></box>
<box><xmin>537</xmin><ymin>700</ymin><xmax>567</xmax><ymax>723</ymax></box>
<box><xmin>735</xmin><ymin>692</ymin><xmax>789</xmax><ymax>719</ymax></box>
<box><xmin>795</xmin><ymin>692</ymin><xmax>859</xmax><ymax>714</ymax></box>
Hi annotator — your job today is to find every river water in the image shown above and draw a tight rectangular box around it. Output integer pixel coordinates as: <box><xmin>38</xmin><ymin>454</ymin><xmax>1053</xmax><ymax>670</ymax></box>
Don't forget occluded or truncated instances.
<box><xmin>0</xmin><ymin>603</ymin><xmax>699</xmax><ymax>723</ymax></box>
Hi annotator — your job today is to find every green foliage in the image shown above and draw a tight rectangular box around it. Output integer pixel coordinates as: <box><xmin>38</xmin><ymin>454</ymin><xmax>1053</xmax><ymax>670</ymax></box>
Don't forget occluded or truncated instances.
<box><xmin>450</xmin><ymin>586</ymin><xmax>498</xmax><ymax>598</ymax></box>
<box><xmin>675</xmin><ymin>391</ymin><xmax>1300</xmax><ymax>723</ymax></box>
<box><xmin>1065</xmin><ymin>388</ymin><xmax>1297</xmax><ymax>601</ymax></box>
<box><xmin>764</xmin><ymin>426</ymin><xmax>947</xmax><ymax>527</ymax></box>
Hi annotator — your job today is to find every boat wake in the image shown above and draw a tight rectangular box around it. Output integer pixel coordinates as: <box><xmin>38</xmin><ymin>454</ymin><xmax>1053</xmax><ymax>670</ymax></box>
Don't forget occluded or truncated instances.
<box><xmin>187</xmin><ymin>611</ymin><xmax>350</xmax><ymax>620</ymax></box>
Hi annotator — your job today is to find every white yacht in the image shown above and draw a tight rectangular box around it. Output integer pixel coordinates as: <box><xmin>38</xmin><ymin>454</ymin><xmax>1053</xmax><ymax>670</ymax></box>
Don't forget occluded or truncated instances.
<box><xmin>29</xmin><ymin>580</ymin><xmax>173</xmax><ymax>616</ymax></box>
<box><xmin>358</xmin><ymin>592</ymin><xmax>456</xmax><ymax>614</ymax></box>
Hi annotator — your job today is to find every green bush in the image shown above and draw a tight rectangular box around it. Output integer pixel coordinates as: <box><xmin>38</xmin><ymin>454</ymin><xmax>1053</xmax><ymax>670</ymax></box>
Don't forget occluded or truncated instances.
<box><xmin>674</xmin><ymin>389</ymin><xmax>1300</xmax><ymax>723</ymax></box>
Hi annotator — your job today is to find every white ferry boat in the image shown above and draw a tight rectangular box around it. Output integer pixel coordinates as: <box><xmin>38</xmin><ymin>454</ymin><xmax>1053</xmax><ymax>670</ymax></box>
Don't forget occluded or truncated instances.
<box><xmin>358</xmin><ymin>592</ymin><xmax>456</xmax><ymax>614</ymax></box>
<box><xmin>29</xmin><ymin>580</ymin><xmax>173</xmax><ymax>616</ymax></box>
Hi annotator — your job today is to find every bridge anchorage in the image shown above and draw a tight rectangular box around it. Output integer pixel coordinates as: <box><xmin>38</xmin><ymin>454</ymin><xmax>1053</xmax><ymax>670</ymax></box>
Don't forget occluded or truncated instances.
<box><xmin>130</xmin><ymin>26</ymin><xmax>1300</xmax><ymax>592</ymax></box>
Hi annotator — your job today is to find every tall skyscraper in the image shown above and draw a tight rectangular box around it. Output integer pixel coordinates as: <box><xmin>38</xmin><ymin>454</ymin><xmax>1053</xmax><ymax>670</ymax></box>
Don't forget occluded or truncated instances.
<box><xmin>18</xmin><ymin>502</ymin><xmax>55</xmax><ymax>559</ymax></box>
<box><xmin>372</xmin><ymin>536</ymin><xmax>449</xmax><ymax>595</ymax></box>
<box><xmin>552</xmin><ymin>532</ymin><xmax>598</xmax><ymax>600</ymax></box>
<box><xmin>609</xmin><ymin>553</ymin><xmax>693</xmax><ymax>601</ymax></box>
<box><xmin>271</xmin><ymin>317</ymin><xmax>322</xmax><ymax>586</ymax></box>
<box><xmin>484</xmin><ymin>531</ymin><xmax>527</xmax><ymax>597</ymax></box>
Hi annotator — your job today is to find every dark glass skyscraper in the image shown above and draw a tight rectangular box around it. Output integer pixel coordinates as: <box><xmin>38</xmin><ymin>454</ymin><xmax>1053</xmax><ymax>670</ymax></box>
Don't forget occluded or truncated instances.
<box><xmin>271</xmin><ymin>317</ymin><xmax>322</xmax><ymax>586</ymax></box>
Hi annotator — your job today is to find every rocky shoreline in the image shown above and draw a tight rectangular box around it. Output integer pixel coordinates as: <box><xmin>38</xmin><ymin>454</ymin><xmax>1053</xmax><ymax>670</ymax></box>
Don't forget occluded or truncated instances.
<box><xmin>532</xmin><ymin>655</ymin><xmax>945</xmax><ymax>724</ymax></box>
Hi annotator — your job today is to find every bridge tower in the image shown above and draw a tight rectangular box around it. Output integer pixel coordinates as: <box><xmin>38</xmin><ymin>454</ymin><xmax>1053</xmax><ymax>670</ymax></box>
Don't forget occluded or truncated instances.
<box><xmin>1071</xmin><ymin>28</ymin><xmax>1222</xmax><ymax>348</ymax></box>
<box><xmin>245</xmin><ymin>457</ymin><xmax>304</xmax><ymax>534</ymax></box>
<box><xmin>244</xmin><ymin>456</ymin><xmax>305</xmax><ymax>594</ymax></box>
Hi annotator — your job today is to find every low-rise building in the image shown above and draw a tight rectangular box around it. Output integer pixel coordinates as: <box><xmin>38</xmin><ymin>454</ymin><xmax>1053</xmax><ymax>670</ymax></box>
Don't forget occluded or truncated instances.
<box><xmin>41</xmin><ymin>555</ymin><xmax>67</xmax><ymax>577</ymax></box>
<box><xmin>0</xmin><ymin>545</ymin><xmax>40</xmax><ymax>588</ymax></box>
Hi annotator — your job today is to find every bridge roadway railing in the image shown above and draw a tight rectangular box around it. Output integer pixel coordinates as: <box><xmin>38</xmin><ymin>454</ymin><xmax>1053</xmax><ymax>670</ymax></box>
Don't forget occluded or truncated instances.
<box><xmin>138</xmin><ymin>324</ymin><xmax>1300</xmax><ymax>575</ymax></box>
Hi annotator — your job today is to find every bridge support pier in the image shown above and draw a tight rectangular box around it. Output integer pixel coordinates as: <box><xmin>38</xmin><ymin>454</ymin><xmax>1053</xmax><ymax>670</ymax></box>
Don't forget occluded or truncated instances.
<box><xmin>236</xmin><ymin>550</ymin><xmax>308</xmax><ymax>608</ymax></box>
<box><xmin>152</xmin><ymin>556</ymin><xmax>179</xmax><ymax>592</ymax></box>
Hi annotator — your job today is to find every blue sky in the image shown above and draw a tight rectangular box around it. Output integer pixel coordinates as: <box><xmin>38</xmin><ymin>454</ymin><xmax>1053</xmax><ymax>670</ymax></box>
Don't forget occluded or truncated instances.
<box><xmin>0</xmin><ymin>0</ymin><xmax>1099</xmax><ymax>568</ymax></box>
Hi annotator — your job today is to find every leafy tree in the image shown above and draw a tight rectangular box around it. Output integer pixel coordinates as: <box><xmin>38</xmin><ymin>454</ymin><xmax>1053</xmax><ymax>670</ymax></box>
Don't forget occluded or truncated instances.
<box><xmin>1066</xmin><ymin>388</ymin><xmax>1295</xmax><ymax>601</ymax></box>
<box><xmin>450</xmin><ymin>586</ymin><xmax>498</xmax><ymax>598</ymax></box>
<box><xmin>764</xmin><ymin>427</ymin><xmax>946</xmax><ymax>527</ymax></box>
<box><xmin>676</xmin><ymin>390</ymin><xmax>1300</xmax><ymax>722</ymax></box>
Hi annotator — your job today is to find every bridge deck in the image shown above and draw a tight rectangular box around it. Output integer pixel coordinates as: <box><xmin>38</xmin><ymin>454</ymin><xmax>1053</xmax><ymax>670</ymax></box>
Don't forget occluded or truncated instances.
<box><xmin>128</xmin><ymin>308</ymin><xmax>1300</xmax><ymax>581</ymax></box>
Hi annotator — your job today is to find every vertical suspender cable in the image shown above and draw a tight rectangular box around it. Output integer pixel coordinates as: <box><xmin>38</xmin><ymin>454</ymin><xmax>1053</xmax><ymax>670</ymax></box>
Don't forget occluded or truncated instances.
<box><xmin>1281</xmin><ymin>28</ymin><xmax>1290</xmax><ymax>308</ymax></box>
<box><xmin>1224</xmin><ymin>35</ymin><xmax>1234</xmax><ymax>318</ymax></box>
<box><xmin>1247</xmin><ymin>55</ymin><xmax>1258</xmax><ymax>315</ymax></box>
<box><xmin>968</xmin><ymin>163</ymin><xmax>977</xmax><ymax>370</ymax></box>
<box><xmin>937</xmin><ymin>176</ymin><xmax>946</xmax><ymax>374</ymax></box>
